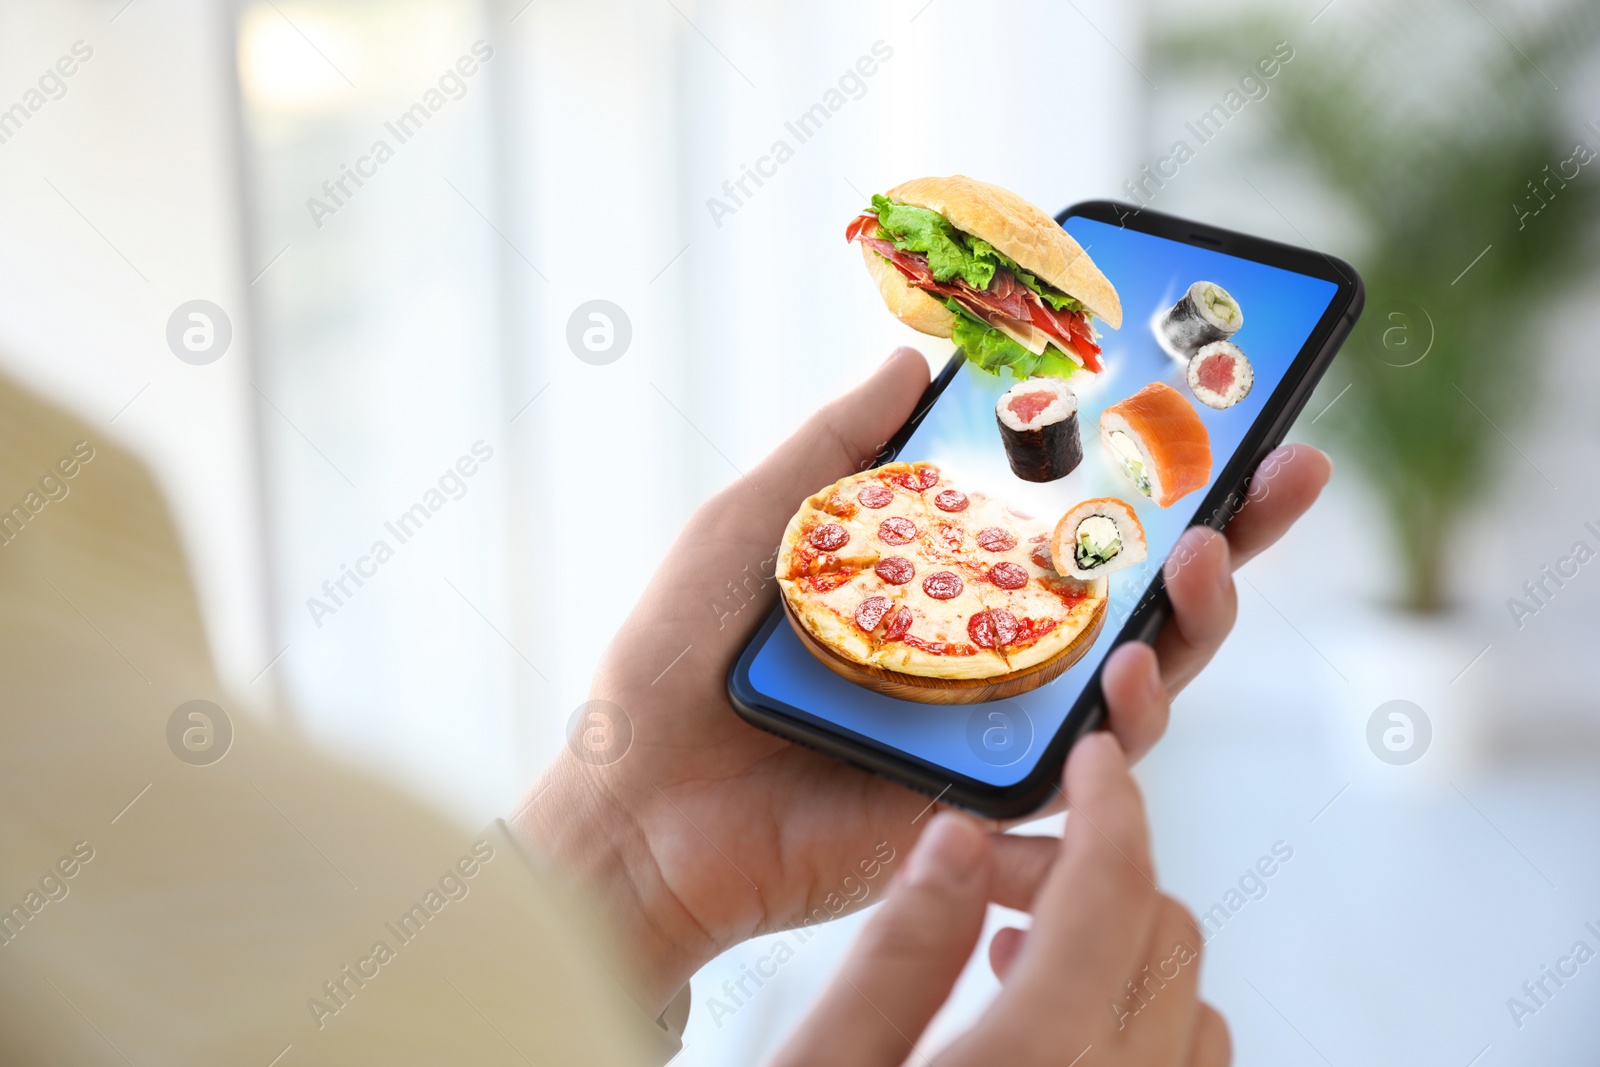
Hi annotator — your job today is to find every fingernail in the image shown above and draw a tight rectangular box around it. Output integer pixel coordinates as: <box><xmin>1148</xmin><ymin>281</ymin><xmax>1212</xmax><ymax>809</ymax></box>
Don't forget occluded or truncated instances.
<box><xmin>1069</xmin><ymin>730</ymin><xmax>1117</xmax><ymax>776</ymax></box>
<box><xmin>1145</xmin><ymin>650</ymin><xmax>1164</xmax><ymax>704</ymax></box>
<box><xmin>1081</xmin><ymin>730</ymin><xmax>1117</xmax><ymax>756</ymax></box>
<box><xmin>905</xmin><ymin>814</ymin><xmax>981</xmax><ymax>888</ymax></box>
<box><xmin>1215</xmin><ymin>537</ymin><xmax>1233</xmax><ymax>597</ymax></box>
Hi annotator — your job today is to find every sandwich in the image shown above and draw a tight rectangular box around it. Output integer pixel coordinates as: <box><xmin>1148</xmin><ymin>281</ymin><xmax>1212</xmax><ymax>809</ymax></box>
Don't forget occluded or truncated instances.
<box><xmin>846</xmin><ymin>175</ymin><xmax>1122</xmax><ymax>378</ymax></box>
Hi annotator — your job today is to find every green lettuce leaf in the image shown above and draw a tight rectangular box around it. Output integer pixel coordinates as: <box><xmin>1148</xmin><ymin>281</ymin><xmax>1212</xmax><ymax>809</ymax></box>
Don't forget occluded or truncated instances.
<box><xmin>867</xmin><ymin>194</ymin><xmax>1086</xmax><ymax>314</ymax></box>
<box><xmin>869</xmin><ymin>194</ymin><xmax>995</xmax><ymax>288</ymax></box>
<box><xmin>944</xmin><ymin>300</ymin><xmax>1082</xmax><ymax>380</ymax></box>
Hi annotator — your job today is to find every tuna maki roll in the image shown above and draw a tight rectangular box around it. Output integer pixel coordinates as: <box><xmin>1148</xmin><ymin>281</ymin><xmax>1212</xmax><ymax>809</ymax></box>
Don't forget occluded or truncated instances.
<box><xmin>1186</xmin><ymin>341</ymin><xmax>1254</xmax><ymax>409</ymax></box>
<box><xmin>1157</xmin><ymin>281</ymin><xmax>1242</xmax><ymax>360</ymax></box>
<box><xmin>995</xmin><ymin>377</ymin><xmax>1082</xmax><ymax>483</ymax></box>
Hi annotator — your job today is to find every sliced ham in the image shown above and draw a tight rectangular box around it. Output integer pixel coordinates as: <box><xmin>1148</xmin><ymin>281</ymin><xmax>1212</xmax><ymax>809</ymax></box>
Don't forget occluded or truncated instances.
<box><xmin>858</xmin><ymin>236</ymin><xmax>1027</xmax><ymax>319</ymax></box>
<box><xmin>849</xmin><ymin>212</ymin><xmax>1101</xmax><ymax>372</ymax></box>
<box><xmin>1026</xmin><ymin>299</ymin><xmax>1103</xmax><ymax>373</ymax></box>
<box><xmin>844</xmin><ymin>213</ymin><xmax>878</xmax><ymax>242</ymax></box>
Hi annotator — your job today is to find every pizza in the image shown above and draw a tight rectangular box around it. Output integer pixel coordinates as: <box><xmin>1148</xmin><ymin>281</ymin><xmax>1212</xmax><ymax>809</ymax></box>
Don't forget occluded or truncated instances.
<box><xmin>778</xmin><ymin>461</ymin><xmax>1108</xmax><ymax>683</ymax></box>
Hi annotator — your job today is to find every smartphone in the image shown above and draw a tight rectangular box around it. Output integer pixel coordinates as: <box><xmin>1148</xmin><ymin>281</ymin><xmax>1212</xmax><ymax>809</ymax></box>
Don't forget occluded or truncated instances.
<box><xmin>729</xmin><ymin>201</ymin><xmax>1364</xmax><ymax>819</ymax></box>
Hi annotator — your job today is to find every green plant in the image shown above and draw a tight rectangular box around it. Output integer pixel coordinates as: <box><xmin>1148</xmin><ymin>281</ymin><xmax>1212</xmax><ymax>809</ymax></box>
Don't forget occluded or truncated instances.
<box><xmin>1156</xmin><ymin>2</ymin><xmax>1600</xmax><ymax>611</ymax></box>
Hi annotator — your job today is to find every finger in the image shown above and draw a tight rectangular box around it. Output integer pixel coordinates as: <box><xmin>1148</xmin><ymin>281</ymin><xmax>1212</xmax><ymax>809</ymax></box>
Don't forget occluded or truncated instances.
<box><xmin>1186</xmin><ymin>1005</ymin><xmax>1232</xmax><ymax>1067</ymax></box>
<box><xmin>1148</xmin><ymin>445</ymin><xmax>1328</xmax><ymax>697</ymax></box>
<box><xmin>988</xmin><ymin>926</ymin><xmax>1027</xmax><ymax>982</ymax></box>
<box><xmin>1223</xmin><ymin>444</ymin><xmax>1332</xmax><ymax>569</ymax></box>
<box><xmin>1102</xmin><ymin>640</ymin><xmax>1172</xmax><ymax>763</ymax></box>
<box><xmin>988</xmin><ymin>834</ymin><xmax>1056</xmax><ymax>911</ymax></box>
<box><xmin>1003</xmin><ymin>734</ymin><xmax>1160</xmax><ymax>1016</ymax></box>
<box><xmin>1114</xmin><ymin>897</ymin><xmax>1204</xmax><ymax>1058</ymax></box>
<box><xmin>748</xmin><ymin>346</ymin><xmax>931</xmax><ymax>507</ymax></box>
<box><xmin>1153</xmin><ymin>527</ymin><xmax>1236</xmax><ymax>695</ymax></box>
<box><xmin>987</xmin><ymin>641</ymin><xmax>1171</xmax><ymax>872</ymax></box>
<box><xmin>770</xmin><ymin>813</ymin><xmax>990</xmax><ymax>1067</ymax></box>
<box><xmin>989</xmin><ymin>720</ymin><xmax>1163</xmax><ymax>915</ymax></box>
<box><xmin>607</xmin><ymin>348</ymin><xmax>930</xmax><ymax>670</ymax></box>
<box><xmin>986</xmin><ymin>645</ymin><xmax>1166</xmax><ymax>905</ymax></box>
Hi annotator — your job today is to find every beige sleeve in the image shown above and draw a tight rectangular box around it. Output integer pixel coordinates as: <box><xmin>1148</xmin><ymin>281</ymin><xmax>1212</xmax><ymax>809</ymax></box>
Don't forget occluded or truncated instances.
<box><xmin>0</xmin><ymin>373</ymin><xmax>673</xmax><ymax>1066</ymax></box>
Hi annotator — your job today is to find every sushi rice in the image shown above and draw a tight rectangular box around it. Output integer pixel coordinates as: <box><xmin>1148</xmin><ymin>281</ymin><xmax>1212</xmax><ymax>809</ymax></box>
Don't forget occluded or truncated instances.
<box><xmin>1186</xmin><ymin>340</ymin><xmax>1254</xmax><ymax>409</ymax></box>
<box><xmin>1098</xmin><ymin>383</ymin><xmax>1213</xmax><ymax>509</ymax></box>
<box><xmin>1050</xmin><ymin>498</ymin><xmax>1148</xmax><ymax>580</ymax></box>
<box><xmin>995</xmin><ymin>378</ymin><xmax>1076</xmax><ymax>435</ymax></box>
<box><xmin>994</xmin><ymin>377</ymin><xmax>1083</xmax><ymax>483</ymax></box>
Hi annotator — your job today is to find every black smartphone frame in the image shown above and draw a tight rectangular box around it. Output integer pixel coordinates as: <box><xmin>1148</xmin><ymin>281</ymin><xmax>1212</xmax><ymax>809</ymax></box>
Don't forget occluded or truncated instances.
<box><xmin>728</xmin><ymin>199</ymin><xmax>1365</xmax><ymax>819</ymax></box>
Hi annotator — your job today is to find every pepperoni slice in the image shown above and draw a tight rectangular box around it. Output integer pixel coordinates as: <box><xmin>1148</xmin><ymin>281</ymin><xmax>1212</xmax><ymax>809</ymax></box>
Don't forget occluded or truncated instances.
<box><xmin>878</xmin><ymin>516</ymin><xmax>917</xmax><ymax>546</ymax></box>
<box><xmin>809</xmin><ymin>524</ymin><xmax>848</xmax><ymax>551</ymax></box>
<box><xmin>922</xmin><ymin>571</ymin><xmax>964</xmax><ymax>600</ymax></box>
<box><xmin>934</xmin><ymin>489</ymin><xmax>969</xmax><ymax>513</ymax></box>
<box><xmin>854</xmin><ymin>596</ymin><xmax>892</xmax><ymax>633</ymax></box>
<box><xmin>968</xmin><ymin>609</ymin><xmax>1020</xmax><ymax>649</ymax></box>
<box><xmin>1031</xmin><ymin>543</ymin><xmax>1056</xmax><ymax>571</ymax></box>
<box><xmin>857</xmin><ymin>484</ymin><xmax>893</xmax><ymax>509</ymax></box>
<box><xmin>882</xmin><ymin>605</ymin><xmax>913</xmax><ymax>641</ymax></box>
<box><xmin>994</xmin><ymin>610</ymin><xmax>1021</xmax><ymax>645</ymax></box>
<box><xmin>1006</xmin><ymin>505</ymin><xmax>1034</xmax><ymax>520</ymax></box>
<box><xmin>875</xmin><ymin>556</ymin><xmax>915</xmax><ymax>585</ymax></box>
<box><xmin>976</xmin><ymin>527</ymin><xmax>1018</xmax><ymax>552</ymax></box>
<box><xmin>894</xmin><ymin>465</ymin><xmax>940</xmax><ymax>491</ymax></box>
<box><xmin>989</xmin><ymin>562</ymin><xmax>1028</xmax><ymax>589</ymax></box>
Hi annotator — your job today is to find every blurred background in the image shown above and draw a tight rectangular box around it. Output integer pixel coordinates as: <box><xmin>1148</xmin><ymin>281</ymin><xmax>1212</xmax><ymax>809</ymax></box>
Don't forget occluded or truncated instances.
<box><xmin>2</xmin><ymin>0</ymin><xmax>1598</xmax><ymax>1062</ymax></box>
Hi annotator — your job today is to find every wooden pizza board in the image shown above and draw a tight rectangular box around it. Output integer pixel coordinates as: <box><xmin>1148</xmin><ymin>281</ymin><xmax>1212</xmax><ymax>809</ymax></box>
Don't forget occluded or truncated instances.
<box><xmin>782</xmin><ymin>594</ymin><xmax>1108</xmax><ymax>706</ymax></box>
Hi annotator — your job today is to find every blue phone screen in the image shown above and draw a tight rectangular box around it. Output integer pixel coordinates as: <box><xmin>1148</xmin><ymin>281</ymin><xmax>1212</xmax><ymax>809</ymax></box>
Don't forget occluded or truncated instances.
<box><xmin>744</xmin><ymin>216</ymin><xmax>1340</xmax><ymax>786</ymax></box>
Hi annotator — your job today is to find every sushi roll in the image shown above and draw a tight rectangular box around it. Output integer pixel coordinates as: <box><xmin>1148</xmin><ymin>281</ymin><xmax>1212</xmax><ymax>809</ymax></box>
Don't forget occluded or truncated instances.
<box><xmin>1157</xmin><ymin>281</ymin><xmax>1243</xmax><ymax>360</ymax></box>
<box><xmin>1100</xmin><ymin>382</ymin><xmax>1213</xmax><ymax>508</ymax></box>
<box><xmin>1187</xmin><ymin>341</ymin><xmax>1254</xmax><ymax>409</ymax></box>
<box><xmin>995</xmin><ymin>377</ymin><xmax>1082</xmax><ymax>482</ymax></box>
<box><xmin>1050</xmin><ymin>498</ymin><xmax>1147</xmax><ymax>579</ymax></box>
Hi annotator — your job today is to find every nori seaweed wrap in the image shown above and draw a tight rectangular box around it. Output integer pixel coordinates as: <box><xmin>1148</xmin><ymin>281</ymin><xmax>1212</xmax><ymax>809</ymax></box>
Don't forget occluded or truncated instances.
<box><xmin>995</xmin><ymin>377</ymin><xmax>1082</xmax><ymax>483</ymax></box>
<box><xmin>1157</xmin><ymin>281</ymin><xmax>1243</xmax><ymax>360</ymax></box>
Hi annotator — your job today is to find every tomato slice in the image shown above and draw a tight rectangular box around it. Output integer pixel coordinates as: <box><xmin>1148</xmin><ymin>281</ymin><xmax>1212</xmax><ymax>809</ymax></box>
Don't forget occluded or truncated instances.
<box><xmin>1025</xmin><ymin>300</ymin><xmax>1102</xmax><ymax>373</ymax></box>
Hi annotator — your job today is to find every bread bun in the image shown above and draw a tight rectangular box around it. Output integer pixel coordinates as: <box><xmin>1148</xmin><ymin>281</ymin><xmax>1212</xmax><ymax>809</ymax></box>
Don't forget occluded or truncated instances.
<box><xmin>874</xmin><ymin>175</ymin><xmax>1122</xmax><ymax>330</ymax></box>
<box><xmin>862</xmin><ymin>244</ymin><xmax>956</xmax><ymax>338</ymax></box>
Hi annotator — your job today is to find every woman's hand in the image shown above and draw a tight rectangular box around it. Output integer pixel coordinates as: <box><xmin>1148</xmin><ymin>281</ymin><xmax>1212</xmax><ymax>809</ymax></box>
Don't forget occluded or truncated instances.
<box><xmin>510</xmin><ymin>347</ymin><xmax>1331</xmax><ymax>1014</ymax></box>
<box><xmin>770</xmin><ymin>734</ymin><xmax>1230</xmax><ymax>1067</ymax></box>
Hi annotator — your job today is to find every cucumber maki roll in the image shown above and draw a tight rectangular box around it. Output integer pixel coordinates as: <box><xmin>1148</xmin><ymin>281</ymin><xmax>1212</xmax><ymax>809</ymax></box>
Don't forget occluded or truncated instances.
<box><xmin>1049</xmin><ymin>497</ymin><xmax>1148</xmax><ymax>580</ymax></box>
<box><xmin>995</xmin><ymin>377</ymin><xmax>1082</xmax><ymax>483</ymax></box>
<box><xmin>1157</xmin><ymin>281</ymin><xmax>1242</xmax><ymax>361</ymax></box>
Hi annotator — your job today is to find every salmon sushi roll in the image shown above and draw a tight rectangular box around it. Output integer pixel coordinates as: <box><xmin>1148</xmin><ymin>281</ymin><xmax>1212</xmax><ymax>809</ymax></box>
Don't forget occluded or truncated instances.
<box><xmin>1050</xmin><ymin>497</ymin><xmax>1147</xmax><ymax>580</ymax></box>
<box><xmin>1099</xmin><ymin>382</ymin><xmax>1213</xmax><ymax>508</ymax></box>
